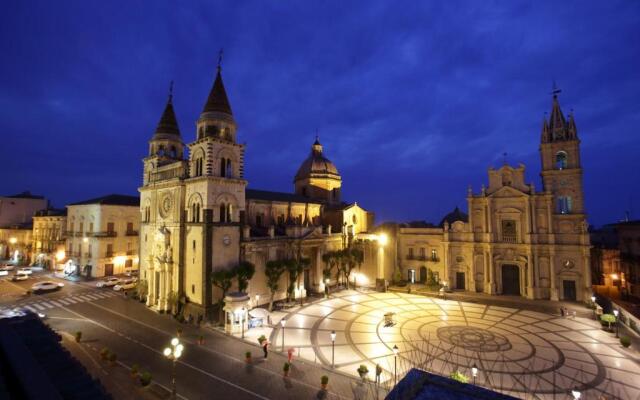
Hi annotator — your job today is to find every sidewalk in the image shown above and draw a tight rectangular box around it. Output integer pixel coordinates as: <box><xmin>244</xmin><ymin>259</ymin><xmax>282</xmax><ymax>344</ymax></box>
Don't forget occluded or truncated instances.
<box><xmin>389</xmin><ymin>285</ymin><xmax>594</xmax><ymax>317</ymax></box>
<box><xmin>61</xmin><ymin>332</ymin><xmax>173</xmax><ymax>400</ymax></box>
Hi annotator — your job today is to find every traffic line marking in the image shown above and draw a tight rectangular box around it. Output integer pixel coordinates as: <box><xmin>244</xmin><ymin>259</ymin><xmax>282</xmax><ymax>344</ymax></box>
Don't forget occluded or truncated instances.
<box><xmin>65</xmin><ymin>297</ymin><xmax>78</xmax><ymax>304</ymax></box>
<box><xmin>49</xmin><ymin>301</ymin><xmax>63</xmax><ymax>307</ymax></box>
<box><xmin>58</xmin><ymin>299</ymin><xmax>70</xmax><ymax>305</ymax></box>
<box><xmin>34</xmin><ymin>303</ymin><xmax>45</xmax><ymax>310</ymax></box>
<box><xmin>84</xmin><ymin>294</ymin><xmax>99</xmax><ymax>300</ymax></box>
<box><xmin>25</xmin><ymin>306</ymin><xmax>36</xmax><ymax>312</ymax></box>
<box><xmin>41</xmin><ymin>302</ymin><xmax>54</xmax><ymax>308</ymax></box>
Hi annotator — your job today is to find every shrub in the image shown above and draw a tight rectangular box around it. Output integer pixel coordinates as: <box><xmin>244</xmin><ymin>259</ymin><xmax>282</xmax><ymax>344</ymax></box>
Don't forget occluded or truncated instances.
<box><xmin>601</xmin><ymin>314</ymin><xmax>616</xmax><ymax>330</ymax></box>
<box><xmin>131</xmin><ymin>364</ymin><xmax>139</xmax><ymax>375</ymax></box>
<box><xmin>100</xmin><ymin>348</ymin><xmax>110</xmax><ymax>360</ymax></box>
<box><xmin>139</xmin><ymin>371</ymin><xmax>152</xmax><ymax>387</ymax></box>
<box><xmin>357</xmin><ymin>365</ymin><xmax>369</xmax><ymax>375</ymax></box>
<box><xmin>75</xmin><ymin>331</ymin><xmax>82</xmax><ymax>343</ymax></box>
<box><xmin>631</xmin><ymin>319</ymin><xmax>638</xmax><ymax>333</ymax></box>
<box><xmin>283</xmin><ymin>362</ymin><xmax>291</xmax><ymax>372</ymax></box>
<box><xmin>393</xmin><ymin>269</ymin><xmax>402</xmax><ymax>284</ymax></box>
<box><xmin>620</xmin><ymin>336</ymin><xmax>631</xmax><ymax>348</ymax></box>
<box><xmin>450</xmin><ymin>370</ymin><xmax>469</xmax><ymax>383</ymax></box>
<box><xmin>321</xmin><ymin>375</ymin><xmax>329</xmax><ymax>385</ymax></box>
<box><xmin>108</xmin><ymin>352</ymin><xmax>117</xmax><ymax>364</ymax></box>
<box><xmin>258</xmin><ymin>335</ymin><xmax>267</xmax><ymax>345</ymax></box>
<box><xmin>245</xmin><ymin>351</ymin><xmax>251</xmax><ymax>359</ymax></box>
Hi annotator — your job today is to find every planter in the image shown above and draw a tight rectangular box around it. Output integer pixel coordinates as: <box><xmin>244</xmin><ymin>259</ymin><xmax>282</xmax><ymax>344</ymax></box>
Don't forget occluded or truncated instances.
<box><xmin>321</xmin><ymin>383</ymin><xmax>327</xmax><ymax>390</ymax></box>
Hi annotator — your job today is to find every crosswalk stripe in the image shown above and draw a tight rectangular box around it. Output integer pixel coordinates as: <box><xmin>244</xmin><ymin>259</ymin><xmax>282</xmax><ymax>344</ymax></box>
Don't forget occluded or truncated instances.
<box><xmin>96</xmin><ymin>292</ymin><xmax>111</xmax><ymax>298</ymax></box>
<box><xmin>58</xmin><ymin>299</ymin><xmax>70</xmax><ymax>305</ymax></box>
<box><xmin>83</xmin><ymin>294</ymin><xmax>97</xmax><ymax>300</ymax></box>
<box><xmin>49</xmin><ymin>301</ymin><xmax>62</xmax><ymax>307</ymax></box>
<box><xmin>65</xmin><ymin>297</ymin><xmax>77</xmax><ymax>304</ymax></box>
<box><xmin>34</xmin><ymin>303</ymin><xmax>45</xmax><ymax>310</ymax></box>
<box><xmin>25</xmin><ymin>306</ymin><xmax>36</xmax><ymax>312</ymax></box>
<box><xmin>79</xmin><ymin>296</ymin><xmax>93</xmax><ymax>301</ymax></box>
<box><xmin>41</xmin><ymin>302</ymin><xmax>54</xmax><ymax>308</ymax></box>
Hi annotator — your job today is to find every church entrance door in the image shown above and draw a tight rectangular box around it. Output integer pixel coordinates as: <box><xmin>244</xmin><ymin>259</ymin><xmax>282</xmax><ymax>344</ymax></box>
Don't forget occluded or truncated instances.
<box><xmin>563</xmin><ymin>280</ymin><xmax>576</xmax><ymax>301</ymax></box>
<box><xmin>104</xmin><ymin>263</ymin><xmax>113</xmax><ymax>277</ymax></box>
<box><xmin>455</xmin><ymin>272</ymin><xmax>465</xmax><ymax>290</ymax></box>
<box><xmin>502</xmin><ymin>264</ymin><xmax>520</xmax><ymax>295</ymax></box>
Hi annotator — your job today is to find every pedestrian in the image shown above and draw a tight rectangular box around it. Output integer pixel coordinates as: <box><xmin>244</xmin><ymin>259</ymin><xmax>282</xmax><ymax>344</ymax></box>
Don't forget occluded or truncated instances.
<box><xmin>262</xmin><ymin>340</ymin><xmax>269</xmax><ymax>359</ymax></box>
<box><xmin>123</xmin><ymin>290</ymin><xmax>128</xmax><ymax>299</ymax></box>
<box><xmin>197</xmin><ymin>314</ymin><xmax>203</xmax><ymax>328</ymax></box>
<box><xmin>287</xmin><ymin>348</ymin><xmax>294</xmax><ymax>364</ymax></box>
<box><xmin>560</xmin><ymin>307</ymin><xmax>564</xmax><ymax>317</ymax></box>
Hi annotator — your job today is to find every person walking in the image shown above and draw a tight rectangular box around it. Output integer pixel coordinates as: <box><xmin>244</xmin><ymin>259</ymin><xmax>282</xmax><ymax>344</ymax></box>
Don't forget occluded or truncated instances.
<box><xmin>262</xmin><ymin>340</ymin><xmax>269</xmax><ymax>359</ymax></box>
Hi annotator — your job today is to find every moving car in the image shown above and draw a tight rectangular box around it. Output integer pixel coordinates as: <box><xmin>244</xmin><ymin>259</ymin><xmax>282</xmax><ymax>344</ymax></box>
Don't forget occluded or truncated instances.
<box><xmin>96</xmin><ymin>277</ymin><xmax>121</xmax><ymax>288</ymax></box>
<box><xmin>12</xmin><ymin>272</ymin><xmax>29</xmax><ymax>281</ymax></box>
<box><xmin>113</xmin><ymin>279</ymin><xmax>137</xmax><ymax>291</ymax></box>
<box><xmin>17</xmin><ymin>267</ymin><xmax>32</xmax><ymax>275</ymax></box>
<box><xmin>31</xmin><ymin>281</ymin><xmax>64</xmax><ymax>292</ymax></box>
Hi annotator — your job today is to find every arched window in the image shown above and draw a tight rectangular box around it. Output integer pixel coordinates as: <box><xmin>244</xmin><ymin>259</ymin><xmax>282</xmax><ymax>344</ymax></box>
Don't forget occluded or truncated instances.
<box><xmin>556</xmin><ymin>151</ymin><xmax>568</xmax><ymax>170</ymax></box>
<box><xmin>557</xmin><ymin>196</ymin><xmax>573</xmax><ymax>214</ymax></box>
<box><xmin>220</xmin><ymin>158</ymin><xmax>227</xmax><ymax>177</ymax></box>
<box><xmin>191</xmin><ymin>203</ymin><xmax>201</xmax><ymax>223</ymax></box>
<box><xmin>170</xmin><ymin>146</ymin><xmax>177</xmax><ymax>158</ymax></box>
<box><xmin>194</xmin><ymin>157</ymin><xmax>203</xmax><ymax>177</ymax></box>
<box><xmin>256</xmin><ymin>214</ymin><xmax>263</xmax><ymax>227</ymax></box>
<box><xmin>226</xmin><ymin>159</ymin><xmax>232</xmax><ymax>178</ymax></box>
<box><xmin>157</xmin><ymin>145</ymin><xmax>165</xmax><ymax>156</ymax></box>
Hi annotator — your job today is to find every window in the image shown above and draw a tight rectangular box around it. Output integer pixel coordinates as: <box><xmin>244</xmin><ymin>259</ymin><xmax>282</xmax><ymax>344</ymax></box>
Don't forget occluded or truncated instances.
<box><xmin>420</xmin><ymin>248</ymin><xmax>426</xmax><ymax>258</ymax></box>
<box><xmin>89</xmin><ymin>222</ymin><xmax>94</xmax><ymax>233</ymax></box>
<box><xmin>192</xmin><ymin>240</ymin><xmax>196</xmax><ymax>250</ymax></box>
<box><xmin>226</xmin><ymin>159</ymin><xmax>232</xmax><ymax>177</ymax></box>
<box><xmin>106</xmin><ymin>244</ymin><xmax>113</xmax><ymax>257</ymax></box>
<box><xmin>191</xmin><ymin>203</ymin><xmax>201</xmax><ymax>222</ymax></box>
<box><xmin>194</xmin><ymin>157</ymin><xmax>204</xmax><ymax>177</ymax></box>
<box><xmin>431</xmin><ymin>249</ymin><xmax>438</xmax><ymax>261</ymax></box>
<box><xmin>256</xmin><ymin>214</ymin><xmax>263</xmax><ymax>227</ymax></box>
<box><xmin>556</xmin><ymin>151</ymin><xmax>568</xmax><ymax>170</ymax></box>
<box><xmin>79</xmin><ymin>222</ymin><xmax>84</xmax><ymax>233</ymax></box>
<box><xmin>126</xmin><ymin>222</ymin><xmax>133</xmax><ymax>233</ymax></box>
<box><xmin>302</xmin><ymin>187</ymin><xmax>307</xmax><ymax>196</ymax></box>
<box><xmin>219</xmin><ymin>203</ymin><xmax>232</xmax><ymax>223</ymax></box>
<box><xmin>277</xmin><ymin>215</ymin><xmax>285</xmax><ymax>225</ymax></box>
<box><xmin>408</xmin><ymin>248</ymin><xmax>414</xmax><ymax>259</ymax></box>
<box><xmin>192</xmin><ymin>284</ymin><xmax>195</xmax><ymax>294</ymax></box>
<box><xmin>501</xmin><ymin>220</ymin><xmax>517</xmax><ymax>243</ymax></box>
<box><xmin>107</xmin><ymin>222</ymin><xmax>115</xmax><ymax>233</ymax></box>
<box><xmin>220</xmin><ymin>158</ymin><xmax>227</xmax><ymax>177</ymax></box>
<box><xmin>557</xmin><ymin>196</ymin><xmax>573</xmax><ymax>214</ymax></box>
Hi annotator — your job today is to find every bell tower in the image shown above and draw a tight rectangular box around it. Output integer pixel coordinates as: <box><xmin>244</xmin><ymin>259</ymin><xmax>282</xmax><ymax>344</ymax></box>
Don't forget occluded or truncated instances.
<box><xmin>539</xmin><ymin>88</ymin><xmax>584</xmax><ymax>215</ymax></box>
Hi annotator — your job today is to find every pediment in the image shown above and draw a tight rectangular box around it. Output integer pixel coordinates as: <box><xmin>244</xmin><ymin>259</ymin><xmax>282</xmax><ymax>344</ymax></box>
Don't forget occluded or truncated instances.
<box><xmin>487</xmin><ymin>185</ymin><xmax>529</xmax><ymax>198</ymax></box>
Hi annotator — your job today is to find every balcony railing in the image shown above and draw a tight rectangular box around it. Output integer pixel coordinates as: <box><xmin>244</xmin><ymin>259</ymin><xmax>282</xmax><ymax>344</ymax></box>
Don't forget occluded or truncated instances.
<box><xmin>92</xmin><ymin>231</ymin><xmax>117</xmax><ymax>238</ymax></box>
<box><xmin>501</xmin><ymin>235</ymin><xmax>517</xmax><ymax>243</ymax></box>
<box><xmin>125</xmin><ymin>230</ymin><xmax>138</xmax><ymax>236</ymax></box>
<box><xmin>406</xmin><ymin>254</ymin><xmax>440</xmax><ymax>262</ymax></box>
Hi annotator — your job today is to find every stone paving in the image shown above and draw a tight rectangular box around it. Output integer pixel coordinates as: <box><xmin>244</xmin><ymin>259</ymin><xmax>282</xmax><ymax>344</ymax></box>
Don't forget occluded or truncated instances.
<box><xmin>238</xmin><ymin>290</ymin><xmax>640</xmax><ymax>399</ymax></box>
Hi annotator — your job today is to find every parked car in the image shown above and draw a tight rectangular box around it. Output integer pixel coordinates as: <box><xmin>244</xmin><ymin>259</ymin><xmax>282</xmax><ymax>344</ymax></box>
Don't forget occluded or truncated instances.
<box><xmin>124</xmin><ymin>270</ymin><xmax>139</xmax><ymax>278</ymax></box>
<box><xmin>31</xmin><ymin>281</ymin><xmax>64</xmax><ymax>292</ymax></box>
<box><xmin>0</xmin><ymin>265</ymin><xmax>15</xmax><ymax>272</ymax></box>
<box><xmin>96</xmin><ymin>277</ymin><xmax>121</xmax><ymax>288</ymax></box>
<box><xmin>113</xmin><ymin>279</ymin><xmax>137</xmax><ymax>291</ymax></box>
<box><xmin>17</xmin><ymin>267</ymin><xmax>32</xmax><ymax>275</ymax></box>
<box><xmin>12</xmin><ymin>272</ymin><xmax>29</xmax><ymax>281</ymax></box>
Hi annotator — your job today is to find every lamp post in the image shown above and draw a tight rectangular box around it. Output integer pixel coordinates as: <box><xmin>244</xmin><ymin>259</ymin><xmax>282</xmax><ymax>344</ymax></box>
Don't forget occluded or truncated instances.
<box><xmin>163</xmin><ymin>337</ymin><xmax>183</xmax><ymax>399</ymax></box>
<box><xmin>471</xmin><ymin>363</ymin><xmax>478</xmax><ymax>385</ymax></box>
<box><xmin>241</xmin><ymin>307</ymin><xmax>246</xmax><ymax>339</ymax></box>
<box><xmin>613</xmin><ymin>309</ymin><xmax>619</xmax><ymax>338</ymax></box>
<box><xmin>330</xmin><ymin>330</ymin><xmax>336</xmax><ymax>368</ymax></box>
<box><xmin>280</xmin><ymin>318</ymin><xmax>286</xmax><ymax>351</ymax></box>
<box><xmin>571</xmin><ymin>387</ymin><xmax>581</xmax><ymax>399</ymax></box>
<box><xmin>591</xmin><ymin>295</ymin><xmax>597</xmax><ymax>320</ymax></box>
<box><xmin>255</xmin><ymin>294</ymin><xmax>260</xmax><ymax>308</ymax></box>
<box><xmin>392</xmin><ymin>345</ymin><xmax>399</xmax><ymax>387</ymax></box>
<box><xmin>325</xmin><ymin>278</ymin><xmax>330</xmax><ymax>298</ymax></box>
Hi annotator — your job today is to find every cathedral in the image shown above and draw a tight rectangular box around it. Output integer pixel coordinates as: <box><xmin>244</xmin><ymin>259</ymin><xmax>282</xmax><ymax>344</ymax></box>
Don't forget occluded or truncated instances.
<box><xmin>139</xmin><ymin>65</ymin><xmax>373</xmax><ymax>319</ymax></box>
<box><xmin>393</xmin><ymin>91</ymin><xmax>591</xmax><ymax>302</ymax></box>
<box><xmin>139</xmin><ymin>64</ymin><xmax>591</xmax><ymax>321</ymax></box>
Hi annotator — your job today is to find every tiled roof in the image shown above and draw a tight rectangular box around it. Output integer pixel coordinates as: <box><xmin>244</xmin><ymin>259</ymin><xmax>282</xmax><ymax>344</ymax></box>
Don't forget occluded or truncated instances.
<box><xmin>202</xmin><ymin>69</ymin><xmax>232</xmax><ymax>115</ymax></box>
<box><xmin>4</xmin><ymin>191</ymin><xmax>45</xmax><ymax>200</ymax></box>
<box><xmin>246</xmin><ymin>189</ymin><xmax>324</xmax><ymax>204</ymax></box>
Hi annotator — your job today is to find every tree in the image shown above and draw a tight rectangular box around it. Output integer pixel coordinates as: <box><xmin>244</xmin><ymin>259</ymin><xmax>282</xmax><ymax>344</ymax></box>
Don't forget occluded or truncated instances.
<box><xmin>211</xmin><ymin>269</ymin><xmax>237</xmax><ymax>323</ymax></box>
<box><xmin>265</xmin><ymin>260</ymin><xmax>286</xmax><ymax>311</ymax></box>
<box><xmin>285</xmin><ymin>259</ymin><xmax>303</xmax><ymax>302</ymax></box>
<box><xmin>136</xmin><ymin>279</ymin><xmax>148</xmax><ymax>301</ymax></box>
<box><xmin>235</xmin><ymin>261</ymin><xmax>256</xmax><ymax>293</ymax></box>
<box><xmin>167</xmin><ymin>291</ymin><xmax>179</xmax><ymax>315</ymax></box>
<box><xmin>345</xmin><ymin>247</ymin><xmax>364</xmax><ymax>289</ymax></box>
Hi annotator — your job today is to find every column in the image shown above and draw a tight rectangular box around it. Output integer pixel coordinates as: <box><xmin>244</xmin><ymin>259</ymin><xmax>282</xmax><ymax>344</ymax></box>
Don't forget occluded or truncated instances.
<box><xmin>549</xmin><ymin>254</ymin><xmax>558</xmax><ymax>301</ymax></box>
<box><xmin>487</xmin><ymin>250</ymin><xmax>495</xmax><ymax>294</ymax></box>
<box><xmin>526</xmin><ymin>252</ymin><xmax>535</xmax><ymax>299</ymax></box>
<box><xmin>147</xmin><ymin>264</ymin><xmax>155</xmax><ymax>307</ymax></box>
<box><xmin>158</xmin><ymin>267</ymin><xmax>166</xmax><ymax>311</ymax></box>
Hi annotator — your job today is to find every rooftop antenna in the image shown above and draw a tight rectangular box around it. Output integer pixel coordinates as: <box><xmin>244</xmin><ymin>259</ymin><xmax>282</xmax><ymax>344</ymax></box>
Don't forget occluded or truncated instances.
<box><xmin>217</xmin><ymin>48</ymin><xmax>224</xmax><ymax>71</ymax></box>
<box><xmin>168</xmin><ymin>80</ymin><xmax>174</xmax><ymax>103</ymax></box>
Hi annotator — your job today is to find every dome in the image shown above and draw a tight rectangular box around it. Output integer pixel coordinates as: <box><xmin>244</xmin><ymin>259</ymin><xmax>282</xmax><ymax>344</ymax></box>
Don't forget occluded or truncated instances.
<box><xmin>294</xmin><ymin>139</ymin><xmax>340</xmax><ymax>181</ymax></box>
<box><xmin>439</xmin><ymin>206</ymin><xmax>468</xmax><ymax>227</ymax></box>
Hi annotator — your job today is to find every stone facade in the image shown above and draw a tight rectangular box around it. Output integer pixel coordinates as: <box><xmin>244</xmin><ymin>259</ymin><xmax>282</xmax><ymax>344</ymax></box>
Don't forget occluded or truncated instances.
<box><xmin>32</xmin><ymin>208</ymin><xmax>67</xmax><ymax>268</ymax></box>
<box><xmin>139</xmin><ymin>67</ymin><xmax>374</xmax><ymax>320</ymax></box>
<box><xmin>392</xmin><ymin>93</ymin><xmax>591</xmax><ymax>302</ymax></box>
<box><xmin>65</xmin><ymin>195</ymin><xmax>140</xmax><ymax>278</ymax></box>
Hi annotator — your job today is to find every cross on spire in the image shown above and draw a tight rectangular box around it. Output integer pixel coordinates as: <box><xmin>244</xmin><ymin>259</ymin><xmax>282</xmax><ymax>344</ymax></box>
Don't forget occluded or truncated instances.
<box><xmin>168</xmin><ymin>80</ymin><xmax>174</xmax><ymax>103</ymax></box>
<box><xmin>551</xmin><ymin>80</ymin><xmax>562</xmax><ymax>98</ymax></box>
<box><xmin>217</xmin><ymin>48</ymin><xmax>224</xmax><ymax>71</ymax></box>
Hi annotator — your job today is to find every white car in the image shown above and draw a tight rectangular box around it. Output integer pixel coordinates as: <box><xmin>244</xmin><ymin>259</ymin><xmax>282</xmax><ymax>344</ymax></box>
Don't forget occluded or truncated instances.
<box><xmin>12</xmin><ymin>272</ymin><xmax>29</xmax><ymax>281</ymax></box>
<box><xmin>113</xmin><ymin>279</ymin><xmax>137</xmax><ymax>291</ymax></box>
<box><xmin>31</xmin><ymin>281</ymin><xmax>64</xmax><ymax>292</ymax></box>
<box><xmin>0</xmin><ymin>265</ymin><xmax>15</xmax><ymax>271</ymax></box>
<box><xmin>96</xmin><ymin>277</ymin><xmax>121</xmax><ymax>288</ymax></box>
<box><xmin>17</xmin><ymin>267</ymin><xmax>32</xmax><ymax>275</ymax></box>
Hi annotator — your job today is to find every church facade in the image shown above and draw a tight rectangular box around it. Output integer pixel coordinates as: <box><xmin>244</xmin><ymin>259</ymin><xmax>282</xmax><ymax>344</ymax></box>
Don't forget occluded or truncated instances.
<box><xmin>393</xmin><ymin>93</ymin><xmax>591</xmax><ymax>302</ymax></box>
<box><xmin>139</xmin><ymin>66</ymin><xmax>374</xmax><ymax>319</ymax></box>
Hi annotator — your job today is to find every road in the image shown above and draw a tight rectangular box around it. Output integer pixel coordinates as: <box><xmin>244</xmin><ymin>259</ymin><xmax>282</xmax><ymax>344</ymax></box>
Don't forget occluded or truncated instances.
<box><xmin>0</xmin><ymin>270</ymin><xmax>356</xmax><ymax>400</ymax></box>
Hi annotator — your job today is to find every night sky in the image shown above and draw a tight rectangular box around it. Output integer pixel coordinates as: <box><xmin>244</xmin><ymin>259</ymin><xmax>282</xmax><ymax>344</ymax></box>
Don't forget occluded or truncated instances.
<box><xmin>1</xmin><ymin>1</ymin><xmax>639</xmax><ymax>227</ymax></box>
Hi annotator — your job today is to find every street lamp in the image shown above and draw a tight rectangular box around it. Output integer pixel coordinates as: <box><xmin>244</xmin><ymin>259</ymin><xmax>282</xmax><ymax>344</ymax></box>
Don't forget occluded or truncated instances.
<box><xmin>255</xmin><ymin>294</ymin><xmax>260</xmax><ymax>308</ymax></box>
<box><xmin>241</xmin><ymin>307</ymin><xmax>246</xmax><ymax>339</ymax></box>
<box><xmin>280</xmin><ymin>318</ymin><xmax>286</xmax><ymax>351</ymax></box>
<box><xmin>591</xmin><ymin>295</ymin><xmax>597</xmax><ymax>320</ymax></box>
<box><xmin>377</xmin><ymin>233</ymin><xmax>388</xmax><ymax>246</ymax></box>
<box><xmin>330</xmin><ymin>330</ymin><xmax>336</xmax><ymax>368</ymax></box>
<box><xmin>471</xmin><ymin>363</ymin><xmax>478</xmax><ymax>385</ymax></box>
<box><xmin>392</xmin><ymin>345</ymin><xmax>399</xmax><ymax>387</ymax></box>
<box><xmin>613</xmin><ymin>309</ymin><xmax>620</xmax><ymax>338</ymax></box>
<box><xmin>163</xmin><ymin>337</ymin><xmax>183</xmax><ymax>399</ymax></box>
<box><xmin>571</xmin><ymin>387</ymin><xmax>581</xmax><ymax>399</ymax></box>
<box><xmin>9</xmin><ymin>237</ymin><xmax>17</xmax><ymax>245</ymax></box>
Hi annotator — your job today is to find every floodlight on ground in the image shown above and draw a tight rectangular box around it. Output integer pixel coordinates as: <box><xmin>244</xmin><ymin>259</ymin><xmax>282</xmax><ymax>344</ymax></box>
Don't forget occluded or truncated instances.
<box><xmin>331</xmin><ymin>330</ymin><xmax>336</xmax><ymax>368</ymax></box>
<box><xmin>571</xmin><ymin>388</ymin><xmax>581</xmax><ymax>399</ymax></box>
<box><xmin>471</xmin><ymin>363</ymin><xmax>478</xmax><ymax>385</ymax></box>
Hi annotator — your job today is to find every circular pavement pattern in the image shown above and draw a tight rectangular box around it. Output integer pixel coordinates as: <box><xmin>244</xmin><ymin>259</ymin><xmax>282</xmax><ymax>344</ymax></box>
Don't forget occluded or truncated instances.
<box><xmin>265</xmin><ymin>290</ymin><xmax>640</xmax><ymax>399</ymax></box>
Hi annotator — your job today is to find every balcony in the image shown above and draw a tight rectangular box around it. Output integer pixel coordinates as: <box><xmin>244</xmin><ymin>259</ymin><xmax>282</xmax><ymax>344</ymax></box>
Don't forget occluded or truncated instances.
<box><xmin>125</xmin><ymin>230</ymin><xmax>138</xmax><ymax>236</ymax></box>
<box><xmin>501</xmin><ymin>235</ymin><xmax>517</xmax><ymax>244</ymax></box>
<box><xmin>92</xmin><ymin>231</ymin><xmax>117</xmax><ymax>238</ymax></box>
<box><xmin>105</xmin><ymin>252</ymin><xmax>114</xmax><ymax>258</ymax></box>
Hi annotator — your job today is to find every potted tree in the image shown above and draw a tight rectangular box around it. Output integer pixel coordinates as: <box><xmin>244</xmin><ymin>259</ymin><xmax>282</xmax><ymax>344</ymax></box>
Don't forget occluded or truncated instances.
<box><xmin>100</xmin><ymin>348</ymin><xmax>110</xmax><ymax>361</ymax></box>
<box><xmin>75</xmin><ymin>331</ymin><xmax>82</xmax><ymax>343</ymax></box>
<box><xmin>108</xmin><ymin>351</ymin><xmax>117</xmax><ymax>366</ymax></box>
<box><xmin>601</xmin><ymin>314</ymin><xmax>616</xmax><ymax>332</ymax></box>
<box><xmin>130</xmin><ymin>364</ymin><xmax>139</xmax><ymax>380</ymax></box>
<box><xmin>620</xmin><ymin>336</ymin><xmax>631</xmax><ymax>348</ymax></box>
<box><xmin>321</xmin><ymin>375</ymin><xmax>329</xmax><ymax>390</ymax></box>
<box><xmin>450</xmin><ymin>370</ymin><xmax>469</xmax><ymax>383</ymax></box>
<box><xmin>258</xmin><ymin>335</ymin><xmax>267</xmax><ymax>346</ymax></box>
<box><xmin>139</xmin><ymin>371</ymin><xmax>152</xmax><ymax>387</ymax></box>
<box><xmin>245</xmin><ymin>351</ymin><xmax>252</xmax><ymax>363</ymax></box>
<box><xmin>283</xmin><ymin>362</ymin><xmax>291</xmax><ymax>377</ymax></box>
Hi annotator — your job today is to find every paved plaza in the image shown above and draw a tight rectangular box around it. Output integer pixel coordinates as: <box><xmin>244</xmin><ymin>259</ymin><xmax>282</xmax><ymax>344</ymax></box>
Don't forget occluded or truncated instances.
<box><xmin>242</xmin><ymin>290</ymin><xmax>640</xmax><ymax>399</ymax></box>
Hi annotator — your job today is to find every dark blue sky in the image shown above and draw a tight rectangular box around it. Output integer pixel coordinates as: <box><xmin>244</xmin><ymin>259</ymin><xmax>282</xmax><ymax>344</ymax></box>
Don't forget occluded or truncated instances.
<box><xmin>1</xmin><ymin>1</ymin><xmax>639</xmax><ymax>227</ymax></box>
